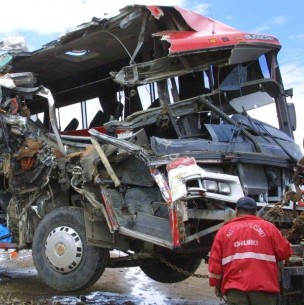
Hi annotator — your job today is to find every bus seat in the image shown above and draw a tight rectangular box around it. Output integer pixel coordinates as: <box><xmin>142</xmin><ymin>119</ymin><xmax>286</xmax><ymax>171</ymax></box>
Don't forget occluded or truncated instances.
<box><xmin>89</xmin><ymin>110</ymin><xmax>107</xmax><ymax>128</ymax></box>
<box><xmin>64</xmin><ymin>118</ymin><xmax>79</xmax><ymax>131</ymax></box>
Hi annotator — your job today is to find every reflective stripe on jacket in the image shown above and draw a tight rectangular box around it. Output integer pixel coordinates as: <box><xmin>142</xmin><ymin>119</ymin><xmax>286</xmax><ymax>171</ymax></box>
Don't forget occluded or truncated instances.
<box><xmin>208</xmin><ymin>215</ymin><xmax>292</xmax><ymax>294</ymax></box>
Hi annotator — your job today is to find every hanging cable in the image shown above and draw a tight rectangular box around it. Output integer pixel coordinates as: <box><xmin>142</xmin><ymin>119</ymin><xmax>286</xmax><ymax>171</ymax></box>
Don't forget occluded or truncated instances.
<box><xmin>101</xmin><ymin>31</ymin><xmax>134</xmax><ymax>64</ymax></box>
<box><xmin>282</xmin><ymin>62</ymin><xmax>304</xmax><ymax>75</ymax></box>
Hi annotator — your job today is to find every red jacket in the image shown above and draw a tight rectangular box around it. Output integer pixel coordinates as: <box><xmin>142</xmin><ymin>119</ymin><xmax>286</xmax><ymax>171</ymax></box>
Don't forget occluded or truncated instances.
<box><xmin>208</xmin><ymin>215</ymin><xmax>292</xmax><ymax>294</ymax></box>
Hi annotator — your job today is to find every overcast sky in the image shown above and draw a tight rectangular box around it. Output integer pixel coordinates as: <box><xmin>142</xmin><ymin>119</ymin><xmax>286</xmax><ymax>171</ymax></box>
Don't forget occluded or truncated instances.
<box><xmin>0</xmin><ymin>0</ymin><xmax>303</xmax><ymax>150</ymax></box>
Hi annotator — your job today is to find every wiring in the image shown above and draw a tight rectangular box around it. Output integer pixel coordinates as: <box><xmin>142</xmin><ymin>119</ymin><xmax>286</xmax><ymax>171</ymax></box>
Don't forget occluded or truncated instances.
<box><xmin>282</xmin><ymin>62</ymin><xmax>304</xmax><ymax>75</ymax></box>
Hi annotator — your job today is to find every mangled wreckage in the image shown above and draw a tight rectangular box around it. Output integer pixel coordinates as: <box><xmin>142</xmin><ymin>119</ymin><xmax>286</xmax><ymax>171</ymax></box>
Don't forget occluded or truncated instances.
<box><xmin>0</xmin><ymin>4</ymin><xmax>303</xmax><ymax>302</ymax></box>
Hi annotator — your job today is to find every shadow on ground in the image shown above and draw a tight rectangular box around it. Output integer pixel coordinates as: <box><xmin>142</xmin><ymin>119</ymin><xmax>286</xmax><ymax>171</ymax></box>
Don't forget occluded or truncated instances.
<box><xmin>0</xmin><ymin>250</ymin><xmax>222</xmax><ymax>305</ymax></box>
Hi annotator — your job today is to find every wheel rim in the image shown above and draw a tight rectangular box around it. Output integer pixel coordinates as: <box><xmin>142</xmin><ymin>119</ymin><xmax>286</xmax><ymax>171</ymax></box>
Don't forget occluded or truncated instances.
<box><xmin>45</xmin><ymin>226</ymin><xmax>83</xmax><ymax>273</ymax></box>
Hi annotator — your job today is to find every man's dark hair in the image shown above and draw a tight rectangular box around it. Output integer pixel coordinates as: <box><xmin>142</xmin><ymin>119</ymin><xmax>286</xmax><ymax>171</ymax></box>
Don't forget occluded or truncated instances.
<box><xmin>237</xmin><ymin>207</ymin><xmax>256</xmax><ymax>215</ymax></box>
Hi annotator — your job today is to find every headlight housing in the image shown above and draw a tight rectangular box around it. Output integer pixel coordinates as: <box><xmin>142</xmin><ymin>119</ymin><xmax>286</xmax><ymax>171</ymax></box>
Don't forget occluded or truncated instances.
<box><xmin>202</xmin><ymin>180</ymin><xmax>231</xmax><ymax>195</ymax></box>
<box><xmin>218</xmin><ymin>182</ymin><xmax>231</xmax><ymax>194</ymax></box>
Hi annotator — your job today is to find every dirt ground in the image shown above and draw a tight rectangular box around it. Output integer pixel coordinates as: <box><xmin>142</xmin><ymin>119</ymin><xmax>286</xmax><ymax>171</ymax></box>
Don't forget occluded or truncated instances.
<box><xmin>0</xmin><ymin>250</ymin><xmax>223</xmax><ymax>305</ymax></box>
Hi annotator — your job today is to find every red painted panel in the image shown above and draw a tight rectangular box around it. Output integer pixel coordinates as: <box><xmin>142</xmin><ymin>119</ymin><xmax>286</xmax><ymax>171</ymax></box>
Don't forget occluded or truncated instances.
<box><xmin>151</xmin><ymin>6</ymin><xmax>280</xmax><ymax>54</ymax></box>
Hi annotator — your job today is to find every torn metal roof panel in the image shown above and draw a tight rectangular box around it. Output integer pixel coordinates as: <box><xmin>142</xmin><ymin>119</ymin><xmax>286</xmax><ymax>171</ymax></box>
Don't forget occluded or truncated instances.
<box><xmin>10</xmin><ymin>5</ymin><xmax>281</xmax><ymax>107</ymax></box>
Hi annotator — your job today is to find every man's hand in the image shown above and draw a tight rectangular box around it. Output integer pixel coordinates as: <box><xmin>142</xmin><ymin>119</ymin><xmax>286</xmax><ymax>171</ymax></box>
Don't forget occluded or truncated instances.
<box><xmin>214</xmin><ymin>287</ymin><xmax>223</xmax><ymax>300</ymax></box>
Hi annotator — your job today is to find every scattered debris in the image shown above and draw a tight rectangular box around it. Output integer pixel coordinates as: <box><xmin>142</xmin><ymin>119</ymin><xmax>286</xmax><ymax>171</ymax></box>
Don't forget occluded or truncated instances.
<box><xmin>0</xmin><ymin>4</ymin><xmax>302</xmax><ymax>304</ymax></box>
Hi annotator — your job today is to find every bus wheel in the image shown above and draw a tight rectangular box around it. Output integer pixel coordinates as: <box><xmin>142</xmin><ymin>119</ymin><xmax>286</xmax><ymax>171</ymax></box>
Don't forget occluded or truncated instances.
<box><xmin>32</xmin><ymin>207</ymin><xmax>109</xmax><ymax>291</ymax></box>
<box><xmin>140</xmin><ymin>255</ymin><xmax>202</xmax><ymax>283</ymax></box>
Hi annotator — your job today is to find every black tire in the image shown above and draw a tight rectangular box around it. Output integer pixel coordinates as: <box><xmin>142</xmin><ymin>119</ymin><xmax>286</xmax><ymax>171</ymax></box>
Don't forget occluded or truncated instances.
<box><xmin>140</xmin><ymin>255</ymin><xmax>202</xmax><ymax>283</ymax></box>
<box><xmin>32</xmin><ymin>207</ymin><xmax>109</xmax><ymax>291</ymax></box>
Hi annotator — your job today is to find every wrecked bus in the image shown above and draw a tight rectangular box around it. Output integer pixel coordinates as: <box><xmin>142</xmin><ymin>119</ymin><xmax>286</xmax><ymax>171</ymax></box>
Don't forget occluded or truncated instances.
<box><xmin>0</xmin><ymin>4</ymin><xmax>303</xmax><ymax>303</ymax></box>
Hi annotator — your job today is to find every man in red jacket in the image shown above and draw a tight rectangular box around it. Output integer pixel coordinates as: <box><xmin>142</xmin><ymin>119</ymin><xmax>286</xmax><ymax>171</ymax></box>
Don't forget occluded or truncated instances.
<box><xmin>208</xmin><ymin>196</ymin><xmax>292</xmax><ymax>305</ymax></box>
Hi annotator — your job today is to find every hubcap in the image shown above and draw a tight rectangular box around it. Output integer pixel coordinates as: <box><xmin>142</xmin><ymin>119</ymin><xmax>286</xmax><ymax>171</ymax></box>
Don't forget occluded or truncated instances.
<box><xmin>45</xmin><ymin>226</ymin><xmax>83</xmax><ymax>273</ymax></box>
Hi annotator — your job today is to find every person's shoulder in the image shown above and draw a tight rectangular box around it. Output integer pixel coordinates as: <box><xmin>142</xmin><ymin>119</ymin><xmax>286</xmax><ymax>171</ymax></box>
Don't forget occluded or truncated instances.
<box><xmin>217</xmin><ymin>217</ymin><xmax>240</xmax><ymax>232</ymax></box>
<box><xmin>255</xmin><ymin>215</ymin><xmax>272</xmax><ymax>223</ymax></box>
<box><xmin>255</xmin><ymin>216</ymin><xmax>280</xmax><ymax>230</ymax></box>
<box><xmin>213</xmin><ymin>220</ymin><xmax>232</xmax><ymax>236</ymax></box>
